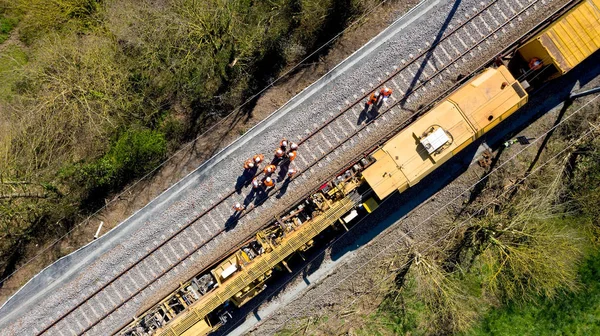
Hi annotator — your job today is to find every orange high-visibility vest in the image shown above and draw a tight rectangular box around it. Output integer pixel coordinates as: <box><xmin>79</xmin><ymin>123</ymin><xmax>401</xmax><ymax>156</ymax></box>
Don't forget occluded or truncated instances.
<box><xmin>264</xmin><ymin>178</ymin><xmax>275</xmax><ymax>187</ymax></box>
<box><xmin>244</xmin><ymin>159</ymin><xmax>255</xmax><ymax>169</ymax></box>
<box><xmin>288</xmin><ymin>151</ymin><xmax>297</xmax><ymax>161</ymax></box>
<box><xmin>380</xmin><ymin>87</ymin><xmax>392</xmax><ymax>97</ymax></box>
<box><xmin>367</xmin><ymin>92</ymin><xmax>379</xmax><ymax>105</ymax></box>
<box><xmin>264</xmin><ymin>164</ymin><xmax>276</xmax><ymax>174</ymax></box>
<box><xmin>253</xmin><ymin>154</ymin><xmax>264</xmax><ymax>164</ymax></box>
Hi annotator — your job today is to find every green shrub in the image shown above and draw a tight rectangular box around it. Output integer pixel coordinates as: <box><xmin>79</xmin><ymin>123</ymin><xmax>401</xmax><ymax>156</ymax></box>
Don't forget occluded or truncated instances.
<box><xmin>0</xmin><ymin>16</ymin><xmax>17</xmax><ymax>43</ymax></box>
<box><xmin>79</xmin><ymin>128</ymin><xmax>167</xmax><ymax>191</ymax></box>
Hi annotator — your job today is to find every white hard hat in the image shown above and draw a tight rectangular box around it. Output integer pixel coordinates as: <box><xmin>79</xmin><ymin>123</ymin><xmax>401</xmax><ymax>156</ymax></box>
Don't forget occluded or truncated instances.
<box><xmin>282</xmin><ymin>140</ymin><xmax>288</xmax><ymax>146</ymax></box>
<box><xmin>235</xmin><ymin>202</ymin><xmax>241</xmax><ymax>207</ymax></box>
<box><xmin>248</xmin><ymin>162</ymin><xmax>254</xmax><ymax>167</ymax></box>
<box><xmin>374</xmin><ymin>91</ymin><xmax>380</xmax><ymax>96</ymax></box>
<box><xmin>290</xmin><ymin>143</ymin><xmax>298</xmax><ymax>149</ymax></box>
<box><xmin>254</xmin><ymin>157</ymin><xmax>261</xmax><ymax>162</ymax></box>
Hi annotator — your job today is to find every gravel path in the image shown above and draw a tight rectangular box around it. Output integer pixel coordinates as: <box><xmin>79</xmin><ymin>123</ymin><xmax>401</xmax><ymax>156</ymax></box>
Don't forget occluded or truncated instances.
<box><xmin>0</xmin><ymin>0</ymin><xmax>575</xmax><ymax>334</ymax></box>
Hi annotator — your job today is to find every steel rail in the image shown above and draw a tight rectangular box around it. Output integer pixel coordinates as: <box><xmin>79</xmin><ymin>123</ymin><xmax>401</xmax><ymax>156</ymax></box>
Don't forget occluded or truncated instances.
<box><xmin>38</xmin><ymin>0</ymin><xmax>583</xmax><ymax>334</ymax></box>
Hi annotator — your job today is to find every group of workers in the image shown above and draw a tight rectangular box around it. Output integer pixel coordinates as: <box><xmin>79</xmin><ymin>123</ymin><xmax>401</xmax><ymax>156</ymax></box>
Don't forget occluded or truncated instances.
<box><xmin>233</xmin><ymin>85</ymin><xmax>393</xmax><ymax>212</ymax></box>
<box><xmin>233</xmin><ymin>138</ymin><xmax>300</xmax><ymax>212</ymax></box>
<box><xmin>366</xmin><ymin>86</ymin><xmax>393</xmax><ymax>106</ymax></box>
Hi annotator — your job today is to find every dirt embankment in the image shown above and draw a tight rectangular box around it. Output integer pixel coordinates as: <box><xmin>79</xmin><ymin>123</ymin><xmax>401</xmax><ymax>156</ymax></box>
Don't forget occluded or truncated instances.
<box><xmin>0</xmin><ymin>0</ymin><xmax>416</xmax><ymax>306</ymax></box>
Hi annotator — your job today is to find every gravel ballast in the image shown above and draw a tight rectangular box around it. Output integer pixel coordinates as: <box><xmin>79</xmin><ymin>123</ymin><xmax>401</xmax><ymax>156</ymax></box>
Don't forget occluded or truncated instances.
<box><xmin>0</xmin><ymin>0</ymin><xmax>576</xmax><ymax>334</ymax></box>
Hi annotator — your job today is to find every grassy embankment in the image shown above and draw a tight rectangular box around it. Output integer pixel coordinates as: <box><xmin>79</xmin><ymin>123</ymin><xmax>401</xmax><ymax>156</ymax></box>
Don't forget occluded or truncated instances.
<box><xmin>354</xmin><ymin>100</ymin><xmax>600</xmax><ymax>335</ymax></box>
<box><xmin>0</xmin><ymin>0</ymin><xmax>379</xmax><ymax>288</ymax></box>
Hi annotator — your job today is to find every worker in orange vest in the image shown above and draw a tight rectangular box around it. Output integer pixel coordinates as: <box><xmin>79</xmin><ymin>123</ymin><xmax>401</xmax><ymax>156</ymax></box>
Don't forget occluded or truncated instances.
<box><xmin>280</xmin><ymin>138</ymin><xmax>288</xmax><ymax>149</ymax></box>
<box><xmin>287</xmin><ymin>168</ymin><xmax>297</xmax><ymax>178</ymax></box>
<box><xmin>290</xmin><ymin>142</ymin><xmax>298</xmax><ymax>151</ymax></box>
<box><xmin>243</xmin><ymin>159</ymin><xmax>255</xmax><ymax>170</ymax></box>
<box><xmin>366</xmin><ymin>91</ymin><xmax>380</xmax><ymax>105</ymax></box>
<box><xmin>264</xmin><ymin>176</ymin><xmax>275</xmax><ymax>187</ymax></box>
<box><xmin>264</xmin><ymin>164</ymin><xmax>277</xmax><ymax>175</ymax></box>
<box><xmin>529</xmin><ymin>57</ymin><xmax>543</xmax><ymax>70</ymax></box>
<box><xmin>233</xmin><ymin>203</ymin><xmax>245</xmax><ymax>212</ymax></box>
<box><xmin>253</xmin><ymin>154</ymin><xmax>265</xmax><ymax>164</ymax></box>
<box><xmin>288</xmin><ymin>151</ymin><xmax>297</xmax><ymax>161</ymax></box>
<box><xmin>275</xmin><ymin>148</ymin><xmax>285</xmax><ymax>158</ymax></box>
<box><xmin>252</xmin><ymin>178</ymin><xmax>261</xmax><ymax>189</ymax></box>
<box><xmin>380</xmin><ymin>86</ymin><xmax>393</xmax><ymax>102</ymax></box>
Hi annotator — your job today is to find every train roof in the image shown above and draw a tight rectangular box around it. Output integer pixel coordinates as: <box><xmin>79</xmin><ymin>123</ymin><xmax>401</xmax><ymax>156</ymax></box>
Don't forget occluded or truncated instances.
<box><xmin>518</xmin><ymin>0</ymin><xmax>600</xmax><ymax>74</ymax></box>
<box><xmin>363</xmin><ymin>66</ymin><xmax>527</xmax><ymax>200</ymax></box>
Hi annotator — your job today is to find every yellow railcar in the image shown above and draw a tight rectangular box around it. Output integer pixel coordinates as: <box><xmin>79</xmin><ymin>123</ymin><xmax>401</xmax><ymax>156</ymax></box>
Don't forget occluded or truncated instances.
<box><xmin>118</xmin><ymin>3</ymin><xmax>600</xmax><ymax>333</ymax></box>
<box><xmin>362</xmin><ymin>66</ymin><xmax>528</xmax><ymax>200</ymax></box>
<box><xmin>517</xmin><ymin>0</ymin><xmax>600</xmax><ymax>75</ymax></box>
<box><xmin>119</xmin><ymin>178</ymin><xmax>373</xmax><ymax>336</ymax></box>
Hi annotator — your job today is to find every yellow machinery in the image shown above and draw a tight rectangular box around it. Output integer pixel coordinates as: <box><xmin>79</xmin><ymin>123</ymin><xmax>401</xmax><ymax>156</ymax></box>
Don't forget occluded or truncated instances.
<box><xmin>362</xmin><ymin>66</ymin><xmax>528</xmax><ymax>200</ymax></box>
<box><xmin>119</xmin><ymin>177</ymin><xmax>373</xmax><ymax>336</ymax></box>
<box><xmin>120</xmin><ymin>65</ymin><xmax>529</xmax><ymax>336</ymax></box>
<box><xmin>118</xmin><ymin>3</ymin><xmax>600</xmax><ymax>332</ymax></box>
<box><xmin>517</xmin><ymin>0</ymin><xmax>600</xmax><ymax>75</ymax></box>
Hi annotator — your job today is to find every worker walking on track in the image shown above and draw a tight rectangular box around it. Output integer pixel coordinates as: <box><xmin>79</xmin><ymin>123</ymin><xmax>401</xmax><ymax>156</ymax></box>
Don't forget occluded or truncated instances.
<box><xmin>253</xmin><ymin>154</ymin><xmax>265</xmax><ymax>164</ymax></box>
<box><xmin>280</xmin><ymin>138</ymin><xmax>288</xmax><ymax>149</ymax></box>
<box><xmin>290</xmin><ymin>142</ymin><xmax>298</xmax><ymax>151</ymax></box>
<box><xmin>252</xmin><ymin>178</ymin><xmax>261</xmax><ymax>189</ymax></box>
<box><xmin>380</xmin><ymin>86</ymin><xmax>393</xmax><ymax>102</ymax></box>
<box><xmin>366</xmin><ymin>91</ymin><xmax>380</xmax><ymax>105</ymax></box>
<box><xmin>233</xmin><ymin>203</ymin><xmax>245</xmax><ymax>212</ymax></box>
<box><xmin>264</xmin><ymin>164</ymin><xmax>277</xmax><ymax>175</ymax></box>
<box><xmin>275</xmin><ymin>148</ymin><xmax>285</xmax><ymax>158</ymax></box>
<box><xmin>264</xmin><ymin>176</ymin><xmax>275</xmax><ymax>187</ymax></box>
<box><xmin>243</xmin><ymin>159</ymin><xmax>255</xmax><ymax>170</ymax></box>
<box><xmin>287</xmin><ymin>168</ymin><xmax>297</xmax><ymax>178</ymax></box>
<box><xmin>287</xmin><ymin>151</ymin><xmax>297</xmax><ymax>161</ymax></box>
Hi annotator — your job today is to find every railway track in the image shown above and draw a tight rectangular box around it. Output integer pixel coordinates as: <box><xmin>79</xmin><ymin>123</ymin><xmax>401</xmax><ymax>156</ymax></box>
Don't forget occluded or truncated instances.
<box><xmin>34</xmin><ymin>0</ymin><xmax>581</xmax><ymax>334</ymax></box>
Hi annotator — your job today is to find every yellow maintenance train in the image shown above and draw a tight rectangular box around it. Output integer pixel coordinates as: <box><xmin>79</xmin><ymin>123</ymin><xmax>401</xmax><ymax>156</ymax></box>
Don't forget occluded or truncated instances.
<box><xmin>119</xmin><ymin>1</ymin><xmax>599</xmax><ymax>335</ymax></box>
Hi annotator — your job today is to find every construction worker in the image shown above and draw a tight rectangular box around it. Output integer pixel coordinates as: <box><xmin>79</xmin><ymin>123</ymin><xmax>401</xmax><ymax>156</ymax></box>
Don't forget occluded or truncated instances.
<box><xmin>264</xmin><ymin>176</ymin><xmax>275</xmax><ymax>187</ymax></box>
<box><xmin>529</xmin><ymin>57</ymin><xmax>543</xmax><ymax>70</ymax></box>
<box><xmin>366</xmin><ymin>91</ymin><xmax>380</xmax><ymax>105</ymax></box>
<box><xmin>287</xmin><ymin>168</ymin><xmax>297</xmax><ymax>178</ymax></box>
<box><xmin>288</xmin><ymin>151</ymin><xmax>297</xmax><ymax>161</ymax></box>
<box><xmin>280</xmin><ymin>138</ymin><xmax>288</xmax><ymax>149</ymax></box>
<box><xmin>264</xmin><ymin>164</ymin><xmax>277</xmax><ymax>175</ymax></box>
<box><xmin>380</xmin><ymin>86</ymin><xmax>393</xmax><ymax>102</ymax></box>
<box><xmin>233</xmin><ymin>203</ymin><xmax>245</xmax><ymax>212</ymax></box>
<box><xmin>252</xmin><ymin>178</ymin><xmax>261</xmax><ymax>189</ymax></box>
<box><xmin>290</xmin><ymin>142</ymin><xmax>298</xmax><ymax>151</ymax></box>
<box><xmin>275</xmin><ymin>148</ymin><xmax>285</xmax><ymax>158</ymax></box>
<box><xmin>253</xmin><ymin>154</ymin><xmax>265</xmax><ymax>164</ymax></box>
<box><xmin>243</xmin><ymin>159</ymin><xmax>255</xmax><ymax>170</ymax></box>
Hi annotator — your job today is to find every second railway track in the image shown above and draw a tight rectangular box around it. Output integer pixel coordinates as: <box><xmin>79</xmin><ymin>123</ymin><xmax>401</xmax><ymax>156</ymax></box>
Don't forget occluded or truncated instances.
<box><xmin>34</xmin><ymin>0</ymin><xmax>583</xmax><ymax>334</ymax></box>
